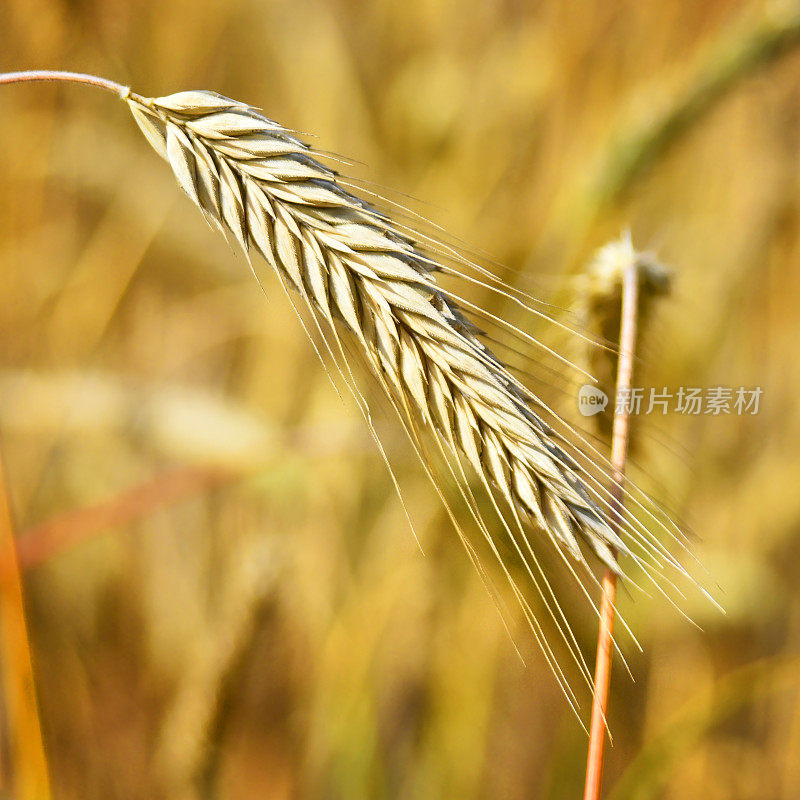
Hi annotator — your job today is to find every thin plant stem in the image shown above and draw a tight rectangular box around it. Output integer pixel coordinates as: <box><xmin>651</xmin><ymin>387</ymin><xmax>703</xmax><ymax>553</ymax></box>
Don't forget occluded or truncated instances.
<box><xmin>0</xmin><ymin>452</ymin><xmax>52</xmax><ymax>799</ymax></box>
<box><xmin>0</xmin><ymin>70</ymin><xmax>129</xmax><ymax>97</ymax></box>
<box><xmin>583</xmin><ymin>263</ymin><xmax>639</xmax><ymax>800</ymax></box>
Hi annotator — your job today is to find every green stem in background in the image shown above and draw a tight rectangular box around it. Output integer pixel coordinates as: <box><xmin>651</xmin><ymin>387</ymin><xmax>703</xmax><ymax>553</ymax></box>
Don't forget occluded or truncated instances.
<box><xmin>592</xmin><ymin>4</ymin><xmax>800</xmax><ymax>208</ymax></box>
<box><xmin>527</xmin><ymin>3</ymin><xmax>800</xmax><ymax>281</ymax></box>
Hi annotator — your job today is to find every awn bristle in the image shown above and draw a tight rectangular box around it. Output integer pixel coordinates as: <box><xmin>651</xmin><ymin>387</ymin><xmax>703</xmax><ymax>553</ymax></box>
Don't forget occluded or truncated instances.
<box><xmin>124</xmin><ymin>88</ymin><xmax>707</xmax><ymax>709</ymax></box>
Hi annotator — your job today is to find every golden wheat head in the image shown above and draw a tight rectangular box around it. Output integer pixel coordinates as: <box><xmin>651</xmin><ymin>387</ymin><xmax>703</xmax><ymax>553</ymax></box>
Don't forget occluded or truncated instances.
<box><xmin>81</xmin><ymin>84</ymin><xmax>715</xmax><ymax>711</ymax></box>
<box><xmin>0</xmin><ymin>64</ymin><xmax>718</xmax><ymax>711</ymax></box>
<box><xmin>127</xmin><ymin>89</ymin><xmax>632</xmax><ymax>560</ymax></box>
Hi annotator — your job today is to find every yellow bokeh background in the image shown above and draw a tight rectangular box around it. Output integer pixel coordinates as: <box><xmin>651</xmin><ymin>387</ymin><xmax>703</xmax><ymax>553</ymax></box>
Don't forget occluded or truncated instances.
<box><xmin>1</xmin><ymin>1</ymin><xmax>799</xmax><ymax>798</ymax></box>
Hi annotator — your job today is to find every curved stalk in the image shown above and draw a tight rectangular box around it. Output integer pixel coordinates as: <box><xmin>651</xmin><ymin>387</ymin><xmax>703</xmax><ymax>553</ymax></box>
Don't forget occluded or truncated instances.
<box><xmin>0</xmin><ymin>70</ymin><xmax>129</xmax><ymax>97</ymax></box>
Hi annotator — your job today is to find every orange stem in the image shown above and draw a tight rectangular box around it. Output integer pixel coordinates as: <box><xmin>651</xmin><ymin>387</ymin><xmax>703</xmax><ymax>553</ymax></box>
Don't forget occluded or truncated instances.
<box><xmin>583</xmin><ymin>262</ymin><xmax>639</xmax><ymax>800</ymax></box>
<box><xmin>0</xmin><ymin>455</ymin><xmax>52</xmax><ymax>799</ymax></box>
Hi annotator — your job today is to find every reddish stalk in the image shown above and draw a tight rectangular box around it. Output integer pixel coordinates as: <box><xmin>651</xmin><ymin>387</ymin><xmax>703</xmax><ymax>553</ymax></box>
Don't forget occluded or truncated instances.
<box><xmin>16</xmin><ymin>466</ymin><xmax>232</xmax><ymax>571</ymax></box>
<box><xmin>0</xmin><ymin>454</ymin><xmax>52</xmax><ymax>799</ymax></box>
<box><xmin>583</xmin><ymin>263</ymin><xmax>639</xmax><ymax>800</ymax></box>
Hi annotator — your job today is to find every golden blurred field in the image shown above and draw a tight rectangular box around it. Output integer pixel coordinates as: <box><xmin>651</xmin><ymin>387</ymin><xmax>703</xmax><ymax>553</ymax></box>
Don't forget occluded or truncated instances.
<box><xmin>1</xmin><ymin>1</ymin><xmax>800</xmax><ymax>798</ymax></box>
